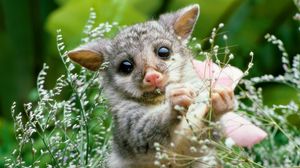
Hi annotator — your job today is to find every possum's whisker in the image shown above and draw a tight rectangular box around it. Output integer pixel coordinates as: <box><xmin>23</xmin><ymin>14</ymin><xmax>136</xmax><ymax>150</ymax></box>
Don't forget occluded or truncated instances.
<box><xmin>162</xmin><ymin>62</ymin><xmax>176</xmax><ymax>73</ymax></box>
<box><xmin>167</xmin><ymin>63</ymin><xmax>187</xmax><ymax>73</ymax></box>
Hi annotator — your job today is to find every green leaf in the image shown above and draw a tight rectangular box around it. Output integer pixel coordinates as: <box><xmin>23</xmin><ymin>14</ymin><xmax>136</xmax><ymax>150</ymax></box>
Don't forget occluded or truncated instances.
<box><xmin>46</xmin><ymin>0</ymin><xmax>148</xmax><ymax>49</ymax></box>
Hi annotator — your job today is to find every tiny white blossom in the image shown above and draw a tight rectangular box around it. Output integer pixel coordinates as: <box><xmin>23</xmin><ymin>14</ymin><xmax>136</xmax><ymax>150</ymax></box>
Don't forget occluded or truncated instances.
<box><xmin>195</xmin><ymin>43</ymin><xmax>201</xmax><ymax>49</ymax></box>
<box><xmin>170</xmin><ymin>142</ymin><xmax>175</xmax><ymax>148</ymax></box>
<box><xmin>190</xmin><ymin>146</ymin><xmax>197</xmax><ymax>153</ymax></box>
<box><xmin>154</xmin><ymin>161</ymin><xmax>160</xmax><ymax>166</ymax></box>
<box><xmin>218</xmin><ymin>23</ymin><xmax>224</xmax><ymax>28</ymax></box>
<box><xmin>249</xmin><ymin>51</ymin><xmax>254</xmax><ymax>57</ymax></box>
<box><xmin>225</xmin><ymin>137</ymin><xmax>235</xmax><ymax>148</ymax></box>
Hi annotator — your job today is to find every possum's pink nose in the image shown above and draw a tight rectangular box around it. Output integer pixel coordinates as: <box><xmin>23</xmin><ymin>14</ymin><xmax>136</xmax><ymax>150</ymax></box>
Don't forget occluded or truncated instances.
<box><xmin>143</xmin><ymin>70</ymin><xmax>163</xmax><ymax>87</ymax></box>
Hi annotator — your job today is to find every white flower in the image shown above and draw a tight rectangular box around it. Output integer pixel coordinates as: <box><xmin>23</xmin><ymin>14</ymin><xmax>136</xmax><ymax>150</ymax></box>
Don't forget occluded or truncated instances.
<box><xmin>218</xmin><ymin>23</ymin><xmax>224</xmax><ymax>28</ymax></box>
<box><xmin>195</xmin><ymin>43</ymin><xmax>201</xmax><ymax>49</ymax></box>
<box><xmin>249</xmin><ymin>51</ymin><xmax>254</xmax><ymax>57</ymax></box>
<box><xmin>225</xmin><ymin>137</ymin><xmax>235</xmax><ymax>148</ymax></box>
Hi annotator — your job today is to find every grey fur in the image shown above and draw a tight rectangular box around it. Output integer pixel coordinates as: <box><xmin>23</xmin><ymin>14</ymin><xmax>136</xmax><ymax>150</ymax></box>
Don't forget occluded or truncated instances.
<box><xmin>70</xmin><ymin>4</ymin><xmax>220</xmax><ymax>168</ymax></box>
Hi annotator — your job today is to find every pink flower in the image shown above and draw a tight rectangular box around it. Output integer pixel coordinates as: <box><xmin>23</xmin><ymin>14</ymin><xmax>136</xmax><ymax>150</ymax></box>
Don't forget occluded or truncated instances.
<box><xmin>192</xmin><ymin>60</ymin><xmax>242</xmax><ymax>89</ymax></box>
<box><xmin>192</xmin><ymin>59</ymin><xmax>267</xmax><ymax>148</ymax></box>
<box><xmin>220</xmin><ymin>112</ymin><xmax>267</xmax><ymax>148</ymax></box>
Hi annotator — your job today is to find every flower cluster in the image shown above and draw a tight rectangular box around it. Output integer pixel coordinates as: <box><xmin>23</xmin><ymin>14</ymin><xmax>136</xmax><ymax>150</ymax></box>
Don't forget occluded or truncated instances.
<box><xmin>5</xmin><ymin>8</ymin><xmax>117</xmax><ymax>168</ymax></box>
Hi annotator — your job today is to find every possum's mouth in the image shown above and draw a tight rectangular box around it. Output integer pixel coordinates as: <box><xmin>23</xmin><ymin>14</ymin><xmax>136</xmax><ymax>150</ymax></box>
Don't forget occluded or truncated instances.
<box><xmin>139</xmin><ymin>80</ymin><xmax>175</xmax><ymax>104</ymax></box>
<box><xmin>141</xmin><ymin>82</ymin><xmax>167</xmax><ymax>93</ymax></box>
<box><xmin>140</xmin><ymin>90</ymin><xmax>165</xmax><ymax>104</ymax></box>
<box><xmin>143</xmin><ymin>86</ymin><xmax>165</xmax><ymax>96</ymax></box>
<box><xmin>154</xmin><ymin>88</ymin><xmax>162</xmax><ymax>94</ymax></box>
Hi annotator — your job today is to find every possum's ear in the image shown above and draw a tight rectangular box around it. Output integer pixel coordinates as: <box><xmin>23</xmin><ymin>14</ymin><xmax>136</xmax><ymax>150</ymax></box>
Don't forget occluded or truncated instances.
<box><xmin>68</xmin><ymin>40</ymin><xmax>109</xmax><ymax>71</ymax></box>
<box><xmin>159</xmin><ymin>4</ymin><xmax>199</xmax><ymax>40</ymax></box>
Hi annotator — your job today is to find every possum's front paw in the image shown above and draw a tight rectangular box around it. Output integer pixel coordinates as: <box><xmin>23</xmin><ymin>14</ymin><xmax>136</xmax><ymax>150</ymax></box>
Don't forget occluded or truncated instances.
<box><xmin>211</xmin><ymin>87</ymin><xmax>234</xmax><ymax>115</ymax></box>
<box><xmin>167</xmin><ymin>84</ymin><xmax>196</xmax><ymax>112</ymax></box>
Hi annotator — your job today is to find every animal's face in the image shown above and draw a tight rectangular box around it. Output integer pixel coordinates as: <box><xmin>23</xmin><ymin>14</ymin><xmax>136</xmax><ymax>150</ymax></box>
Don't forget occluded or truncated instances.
<box><xmin>68</xmin><ymin>4</ymin><xmax>200</xmax><ymax>101</ymax></box>
<box><xmin>105</xmin><ymin>21</ymin><xmax>191</xmax><ymax>99</ymax></box>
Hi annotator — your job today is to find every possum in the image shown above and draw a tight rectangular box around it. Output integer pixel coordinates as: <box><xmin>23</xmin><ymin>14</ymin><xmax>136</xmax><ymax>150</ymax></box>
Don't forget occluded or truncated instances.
<box><xmin>68</xmin><ymin>4</ymin><xmax>233</xmax><ymax>168</ymax></box>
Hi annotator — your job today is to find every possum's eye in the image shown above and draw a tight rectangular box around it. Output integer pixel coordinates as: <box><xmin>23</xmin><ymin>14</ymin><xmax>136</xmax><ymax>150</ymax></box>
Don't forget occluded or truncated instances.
<box><xmin>118</xmin><ymin>60</ymin><xmax>134</xmax><ymax>74</ymax></box>
<box><xmin>157</xmin><ymin>46</ymin><xmax>171</xmax><ymax>60</ymax></box>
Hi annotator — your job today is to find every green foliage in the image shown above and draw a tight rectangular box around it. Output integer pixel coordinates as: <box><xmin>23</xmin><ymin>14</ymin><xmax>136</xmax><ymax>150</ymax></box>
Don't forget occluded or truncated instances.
<box><xmin>5</xmin><ymin>21</ymin><xmax>115</xmax><ymax>167</ymax></box>
<box><xmin>46</xmin><ymin>0</ymin><xmax>148</xmax><ymax>49</ymax></box>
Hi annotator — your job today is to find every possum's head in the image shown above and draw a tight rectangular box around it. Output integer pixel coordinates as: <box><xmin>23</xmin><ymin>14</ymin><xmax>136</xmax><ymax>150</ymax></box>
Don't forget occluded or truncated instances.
<box><xmin>68</xmin><ymin>4</ymin><xmax>199</xmax><ymax>102</ymax></box>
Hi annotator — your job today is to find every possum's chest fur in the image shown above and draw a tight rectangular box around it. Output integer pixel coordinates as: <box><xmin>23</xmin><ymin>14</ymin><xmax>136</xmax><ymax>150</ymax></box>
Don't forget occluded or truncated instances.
<box><xmin>164</xmin><ymin>60</ymin><xmax>213</xmax><ymax>166</ymax></box>
<box><xmin>108</xmin><ymin>60</ymin><xmax>213</xmax><ymax>168</ymax></box>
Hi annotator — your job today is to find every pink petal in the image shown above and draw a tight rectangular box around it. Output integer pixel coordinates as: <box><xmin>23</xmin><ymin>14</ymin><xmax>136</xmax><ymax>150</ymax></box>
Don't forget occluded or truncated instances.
<box><xmin>215</xmin><ymin>65</ymin><xmax>244</xmax><ymax>89</ymax></box>
<box><xmin>220</xmin><ymin>112</ymin><xmax>267</xmax><ymax>148</ymax></box>
<box><xmin>193</xmin><ymin>60</ymin><xmax>243</xmax><ymax>89</ymax></box>
<box><xmin>214</xmin><ymin>77</ymin><xmax>235</xmax><ymax>88</ymax></box>
<box><xmin>192</xmin><ymin>60</ymin><xmax>220</xmax><ymax>79</ymax></box>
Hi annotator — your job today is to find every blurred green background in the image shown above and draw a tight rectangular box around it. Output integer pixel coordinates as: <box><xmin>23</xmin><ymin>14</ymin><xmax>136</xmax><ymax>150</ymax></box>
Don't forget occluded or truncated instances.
<box><xmin>0</xmin><ymin>0</ymin><xmax>299</xmax><ymax>166</ymax></box>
